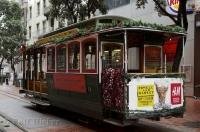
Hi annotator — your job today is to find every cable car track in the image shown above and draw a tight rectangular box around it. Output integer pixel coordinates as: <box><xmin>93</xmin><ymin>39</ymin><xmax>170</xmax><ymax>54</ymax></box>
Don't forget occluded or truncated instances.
<box><xmin>0</xmin><ymin>90</ymin><xmax>29</xmax><ymax>132</ymax></box>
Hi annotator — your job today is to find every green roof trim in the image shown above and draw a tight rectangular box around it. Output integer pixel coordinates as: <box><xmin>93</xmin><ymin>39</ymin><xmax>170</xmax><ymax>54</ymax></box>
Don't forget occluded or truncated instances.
<box><xmin>97</xmin><ymin>20</ymin><xmax>185</xmax><ymax>34</ymax></box>
<box><xmin>33</xmin><ymin>18</ymin><xmax>186</xmax><ymax>46</ymax></box>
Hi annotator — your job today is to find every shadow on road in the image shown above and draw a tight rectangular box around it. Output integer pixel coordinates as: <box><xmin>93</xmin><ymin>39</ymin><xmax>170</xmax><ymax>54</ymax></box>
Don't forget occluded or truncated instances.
<box><xmin>23</xmin><ymin>105</ymin><xmax>177</xmax><ymax>132</ymax></box>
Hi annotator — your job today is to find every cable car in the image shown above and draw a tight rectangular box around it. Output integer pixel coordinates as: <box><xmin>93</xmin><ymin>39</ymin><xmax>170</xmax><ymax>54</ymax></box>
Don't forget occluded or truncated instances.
<box><xmin>21</xmin><ymin>15</ymin><xmax>186</xmax><ymax>125</ymax></box>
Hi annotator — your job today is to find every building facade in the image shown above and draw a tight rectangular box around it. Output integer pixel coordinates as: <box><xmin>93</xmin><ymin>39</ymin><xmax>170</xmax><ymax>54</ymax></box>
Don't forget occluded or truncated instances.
<box><xmin>19</xmin><ymin>0</ymin><xmax>67</xmax><ymax>46</ymax></box>
<box><xmin>15</xmin><ymin>0</ymin><xmax>66</xmax><ymax>81</ymax></box>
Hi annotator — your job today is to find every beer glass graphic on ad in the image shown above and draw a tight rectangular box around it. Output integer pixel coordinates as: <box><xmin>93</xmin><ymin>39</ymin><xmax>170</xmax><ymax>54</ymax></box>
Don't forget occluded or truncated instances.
<box><xmin>154</xmin><ymin>81</ymin><xmax>168</xmax><ymax>110</ymax></box>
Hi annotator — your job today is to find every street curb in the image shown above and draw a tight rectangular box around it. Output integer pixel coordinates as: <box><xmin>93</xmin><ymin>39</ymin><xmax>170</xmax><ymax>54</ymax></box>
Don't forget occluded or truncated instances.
<box><xmin>0</xmin><ymin>111</ymin><xmax>28</xmax><ymax>132</ymax></box>
<box><xmin>0</xmin><ymin>90</ymin><xmax>31</xmax><ymax>104</ymax></box>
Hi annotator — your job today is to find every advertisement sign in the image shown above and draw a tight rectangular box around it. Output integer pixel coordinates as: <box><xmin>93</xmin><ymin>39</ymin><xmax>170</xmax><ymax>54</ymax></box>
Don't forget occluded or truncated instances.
<box><xmin>37</xmin><ymin>28</ymin><xmax>79</xmax><ymax>45</ymax></box>
<box><xmin>166</xmin><ymin>0</ymin><xmax>194</xmax><ymax>15</ymax></box>
<box><xmin>137</xmin><ymin>84</ymin><xmax>154</xmax><ymax>107</ymax></box>
<box><xmin>171</xmin><ymin>83</ymin><xmax>182</xmax><ymax>104</ymax></box>
<box><xmin>196</xmin><ymin>0</ymin><xmax>200</xmax><ymax>11</ymax></box>
<box><xmin>128</xmin><ymin>77</ymin><xmax>184</xmax><ymax>111</ymax></box>
<box><xmin>167</xmin><ymin>0</ymin><xmax>179</xmax><ymax>14</ymax></box>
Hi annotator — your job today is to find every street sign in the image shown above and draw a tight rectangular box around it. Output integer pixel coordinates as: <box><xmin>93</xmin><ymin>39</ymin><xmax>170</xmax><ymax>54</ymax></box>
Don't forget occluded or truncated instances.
<box><xmin>196</xmin><ymin>0</ymin><xmax>200</xmax><ymax>12</ymax></box>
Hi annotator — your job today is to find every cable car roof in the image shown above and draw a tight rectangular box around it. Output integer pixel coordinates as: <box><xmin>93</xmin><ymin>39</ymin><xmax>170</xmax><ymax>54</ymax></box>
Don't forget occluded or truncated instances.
<box><xmin>28</xmin><ymin>15</ymin><xmax>186</xmax><ymax>48</ymax></box>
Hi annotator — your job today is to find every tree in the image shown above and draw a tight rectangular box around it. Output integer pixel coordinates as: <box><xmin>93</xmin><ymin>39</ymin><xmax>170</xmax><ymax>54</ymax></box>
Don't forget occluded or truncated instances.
<box><xmin>49</xmin><ymin>0</ymin><xmax>107</xmax><ymax>24</ymax></box>
<box><xmin>80</xmin><ymin>0</ymin><xmax>107</xmax><ymax>20</ymax></box>
<box><xmin>136</xmin><ymin>0</ymin><xmax>188</xmax><ymax>71</ymax></box>
<box><xmin>0</xmin><ymin>0</ymin><xmax>26</xmax><ymax>82</ymax></box>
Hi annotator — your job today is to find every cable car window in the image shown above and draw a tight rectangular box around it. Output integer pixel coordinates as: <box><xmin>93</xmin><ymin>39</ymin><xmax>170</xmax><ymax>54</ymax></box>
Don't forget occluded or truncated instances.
<box><xmin>68</xmin><ymin>43</ymin><xmax>80</xmax><ymax>72</ymax></box>
<box><xmin>163</xmin><ymin>37</ymin><xmax>179</xmax><ymax>73</ymax></box>
<box><xmin>56</xmin><ymin>45</ymin><xmax>66</xmax><ymax>72</ymax></box>
<box><xmin>47</xmin><ymin>47</ymin><xmax>55</xmax><ymax>72</ymax></box>
<box><xmin>145</xmin><ymin>46</ymin><xmax>162</xmax><ymax>73</ymax></box>
<box><xmin>128</xmin><ymin>47</ymin><xmax>140</xmax><ymax>72</ymax></box>
<box><xmin>102</xmin><ymin>43</ymin><xmax>123</xmax><ymax>69</ymax></box>
<box><xmin>82</xmin><ymin>40</ymin><xmax>96</xmax><ymax>72</ymax></box>
<box><xmin>99</xmin><ymin>19</ymin><xmax>112</xmax><ymax>23</ymax></box>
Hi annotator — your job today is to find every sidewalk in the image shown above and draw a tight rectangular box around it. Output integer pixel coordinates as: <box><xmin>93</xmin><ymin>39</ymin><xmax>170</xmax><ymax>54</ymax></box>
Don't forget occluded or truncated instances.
<box><xmin>0</xmin><ymin>83</ymin><xmax>27</xmax><ymax>132</ymax></box>
<box><xmin>0</xmin><ymin>84</ymin><xmax>200</xmax><ymax>132</ymax></box>
<box><xmin>0</xmin><ymin>82</ymin><xmax>21</xmax><ymax>96</ymax></box>
<box><xmin>148</xmin><ymin>97</ymin><xmax>200</xmax><ymax>132</ymax></box>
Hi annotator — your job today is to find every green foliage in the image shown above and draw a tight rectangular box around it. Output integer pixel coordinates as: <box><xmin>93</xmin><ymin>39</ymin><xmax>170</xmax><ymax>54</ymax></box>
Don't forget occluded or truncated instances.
<box><xmin>136</xmin><ymin>0</ymin><xmax>166</xmax><ymax>16</ymax></box>
<box><xmin>97</xmin><ymin>20</ymin><xmax>185</xmax><ymax>33</ymax></box>
<box><xmin>49</xmin><ymin>0</ymin><xmax>107</xmax><ymax>24</ymax></box>
<box><xmin>0</xmin><ymin>0</ymin><xmax>26</xmax><ymax>69</ymax></box>
<box><xmin>136</xmin><ymin>0</ymin><xmax>148</xmax><ymax>9</ymax></box>
<box><xmin>49</xmin><ymin>0</ymin><xmax>81</xmax><ymax>24</ymax></box>
<box><xmin>47</xmin><ymin>19</ymin><xmax>185</xmax><ymax>44</ymax></box>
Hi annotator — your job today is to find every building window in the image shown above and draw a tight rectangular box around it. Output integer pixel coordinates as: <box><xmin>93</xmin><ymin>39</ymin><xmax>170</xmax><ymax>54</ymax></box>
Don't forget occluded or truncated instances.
<box><xmin>50</xmin><ymin>18</ymin><xmax>54</xmax><ymax>31</ymax></box>
<box><xmin>37</xmin><ymin>2</ymin><xmax>40</xmax><ymax>16</ymax></box>
<box><xmin>43</xmin><ymin>20</ymin><xmax>46</xmax><ymax>34</ymax></box>
<box><xmin>43</xmin><ymin>0</ymin><xmax>46</xmax><ymax>9</ymax></box>
<box><xmin>56</xmin><ymin>45</ymin><xmax>66</xmax><ymax>72</ymax></box>
<box><xmin>47</xmin><ymin>47</ymin><xmax>55</xmax><ymax>71</ymax></box>
<box><xmin>36</xmin><ymin>23</ymin><xmax>40</xmax><ymax>35</ymax></box>
<box><xmin>68</xmin><ymin>42</ymin><xmax>80</xmax><ymax>72</ymax></box>
<box><xmin>29</xmin><ymin>6</ymin><xmax>32</xmax><ymax>19</ymax></box>
<box><xmin>82</xmin><ymin>39</ymin><xmax>96</xmax><ymax>72</ymax></box>
<box><xmin>29</xmin><ymin>26</ymin><xmax>31</xmax><ymax>39</ymax></box>
<box><xmin>104</xmin><ymin>0</ymin><xmax>130</xmax><ymax>9</ymax></box>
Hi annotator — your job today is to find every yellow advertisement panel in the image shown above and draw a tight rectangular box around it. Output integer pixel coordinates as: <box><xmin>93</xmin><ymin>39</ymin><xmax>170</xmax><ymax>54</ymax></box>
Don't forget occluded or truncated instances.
<box><xmin>137</xmin><ymin>84</ymin><xmax>154</xmax><ymax>107</ymax></box>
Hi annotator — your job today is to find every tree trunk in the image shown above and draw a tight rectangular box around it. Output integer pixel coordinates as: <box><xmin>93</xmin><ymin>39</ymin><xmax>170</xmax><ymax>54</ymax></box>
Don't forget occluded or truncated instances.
<box><xmin>182</xmin><ymin>0</ymin><xmax>188</xmax><ymax>30</ymax></box>
<box><xmin>10</xmin><ymin>57</ymin><xmax>16</xmax><ymax>85</ymax></box>
<box><xmin>0</xmin><ymin>57</ymin><xmax>4</xmax><ymax>74</ymax></box>
<box><xmin>0</xmin><ymin>57</ymin><xmax>4</xmax><ymax>85</ymax></box>
<box><xmin>152</xmin><ymin>0</ymin><xmax>177</xmax><ymax>24</ymax></box>
<box><xmin>172</xmin><ymin>0</ymin><xmax>188</xmax><ymax>72</ymax></box>
<box><xmin>172</xmin><ymin>38</ymin><xmax>184</xmax><ymax>72</ymax></box>
<box><xmin>88</xmin><ymin>12</ymin><xmax>91</xmax><ymax>19</ymax></box>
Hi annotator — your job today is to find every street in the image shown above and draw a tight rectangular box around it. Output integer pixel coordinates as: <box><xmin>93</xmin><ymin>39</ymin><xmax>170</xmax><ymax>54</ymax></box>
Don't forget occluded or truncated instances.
<box><xmin>0</xmin><ymin>85</ymin><xmax>188</xmax><ymax>132</ymax></box>
<box><xmin>0</xmin><ymin>0</ymin><xmax>200</xmax><ymax>132</ymax></box>
<box><xmin>0</xmin><ymin>90</ymin><xmax>92</xmax><ymax>132</ymax></box>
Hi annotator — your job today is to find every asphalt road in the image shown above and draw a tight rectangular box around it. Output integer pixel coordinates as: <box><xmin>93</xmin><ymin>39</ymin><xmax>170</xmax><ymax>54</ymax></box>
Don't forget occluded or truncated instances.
<box><xmin>0</xmin><ymin>91</ymin><xmax>180</xmax><ymax>132</ymax></box>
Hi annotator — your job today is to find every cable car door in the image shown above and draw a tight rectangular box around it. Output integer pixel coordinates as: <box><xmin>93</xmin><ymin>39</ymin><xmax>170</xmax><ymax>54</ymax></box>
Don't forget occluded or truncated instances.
<box><xmin>100</xmin><ymin>42</ymin><xmax>125</xmax><ymax>111</ymax></box>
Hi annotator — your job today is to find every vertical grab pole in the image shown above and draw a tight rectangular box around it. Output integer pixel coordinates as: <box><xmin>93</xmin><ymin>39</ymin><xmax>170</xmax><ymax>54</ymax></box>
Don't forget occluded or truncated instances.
<box><xmin>80</xmin><ymin>41</ymin><xmax>82</xmax><ymax>73</ymax></box>
<box><xmin>28</xmin><ymin>53</ymin><xmax>31</xmax><ymax>91</ymax></box>
<box><xmin>98</xmin><ymin>35</ymin><xmax>102</xmax><ymax>83</ymax></box>
<box><xmin>22</xmin><ymin>48</ymin><xmax>25</xmax><ymax>90</ymax></box>
<box><xmin>55</xmin><ymin>46</ymin><xmax>57</xmax><ymax>73</ymax></box>
<box><xmin>124</xmin><ymin>30</ymin><xmax>128</xmax><ymax>72</ymax></box>
<box><xmin>181</xmin><ymin>16</ymin><xmax>185</xmax><ymax>72</ymax></box>
<box><xmin>182</xmin><ymin>37</ymin><xmax>185</xmax><ymax>72</ymax></box>
<box><xmin>124</xmin><ymin>30</ymin><xmax>128</xmax><ymax>119</ymax></box>
<box><xmin>164</xmin><ymin>54</ymin><xmax>167</xmax><ymax>73</ymax></box>
<box><xmin>39</xmin><ymin>48</ymin><xmax>42</xmax><ymax>94</ymax></box>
